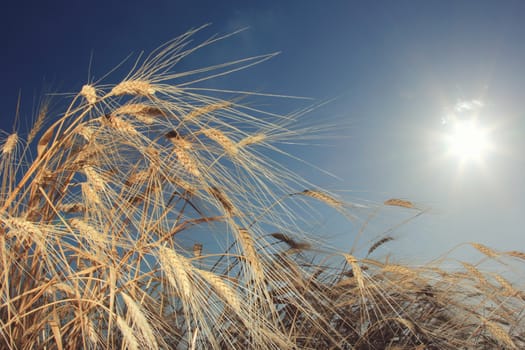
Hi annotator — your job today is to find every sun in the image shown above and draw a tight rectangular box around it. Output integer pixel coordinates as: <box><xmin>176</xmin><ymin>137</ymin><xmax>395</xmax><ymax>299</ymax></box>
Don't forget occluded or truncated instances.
<box><xmin>444</xmin><ymin>119</ymin><xmax>492</xmax><ymax>163</ymax></box>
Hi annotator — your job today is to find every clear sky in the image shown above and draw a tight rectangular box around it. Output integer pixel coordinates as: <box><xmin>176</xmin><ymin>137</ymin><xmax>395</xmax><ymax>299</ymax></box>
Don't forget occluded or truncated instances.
<box><xmin>1</xmin><ymin>0</ymin><xmax>524</xmax><ymax>262</ymax></box>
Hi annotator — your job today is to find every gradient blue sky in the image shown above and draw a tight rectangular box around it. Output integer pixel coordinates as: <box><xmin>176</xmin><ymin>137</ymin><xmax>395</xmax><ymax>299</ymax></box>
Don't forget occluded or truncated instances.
<box><xmin>1</xmin><ymin>0</ymin><xmax>524</xmax><ymax>261</ymax></box>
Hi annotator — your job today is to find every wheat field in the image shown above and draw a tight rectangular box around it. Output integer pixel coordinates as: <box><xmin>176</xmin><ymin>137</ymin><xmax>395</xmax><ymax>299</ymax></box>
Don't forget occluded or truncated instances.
<box><xmin>0</xmin><ymin>27</ymin><xmax>524</xmax><ymax>350</ymax></box>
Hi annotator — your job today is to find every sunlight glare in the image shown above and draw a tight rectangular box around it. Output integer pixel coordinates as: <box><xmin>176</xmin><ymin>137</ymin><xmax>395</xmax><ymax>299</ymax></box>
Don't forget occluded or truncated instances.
<box><xmin>445</xmin><ymin>119</ymin><xmax>491</xmax><ymax>162</ymax></box>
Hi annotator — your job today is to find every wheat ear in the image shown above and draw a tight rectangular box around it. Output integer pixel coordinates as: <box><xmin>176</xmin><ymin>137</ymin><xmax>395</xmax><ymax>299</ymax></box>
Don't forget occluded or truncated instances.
<box><xmin>110</xmin><ymin>80</ymin><xmax>156</xmax><ymax>96</ymax></box>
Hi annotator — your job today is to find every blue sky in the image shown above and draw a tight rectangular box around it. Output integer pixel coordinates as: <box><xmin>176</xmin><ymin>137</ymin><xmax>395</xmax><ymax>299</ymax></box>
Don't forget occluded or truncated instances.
<box><xmin>1</xmin><ymin>0</ymin><xmax>524</xmax><ymax>262</ymax></box>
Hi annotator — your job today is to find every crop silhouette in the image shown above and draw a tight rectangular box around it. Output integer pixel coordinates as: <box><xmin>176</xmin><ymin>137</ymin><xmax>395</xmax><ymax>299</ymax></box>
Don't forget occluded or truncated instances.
<box><xmin>0</xmin><ymin>26</ymin><xmax>524</xmax><ymax>349</ymax></box>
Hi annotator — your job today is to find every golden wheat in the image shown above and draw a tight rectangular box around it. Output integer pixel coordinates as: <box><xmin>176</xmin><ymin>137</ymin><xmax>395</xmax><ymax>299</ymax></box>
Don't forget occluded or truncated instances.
<box><xmin>382</xmin><ymin>264</ymin><xmax>416</xmax><ymax>278</ymax></box>
<box><xmin>461</xmin><ymin>262</ymin><xmax>487</xmax><ymax>285</ymax></box>
<box><xmin>493</xmin><ymin>274</ymin><xmax>517</xmax><ymax>296</ymax></box>
<box><xmin>238</xmin><ymin>133</ymin><xmax>266</xmax><ymax>147</ymax></box>
<box><xmin>184</xmin><ymin>101</ymin><xmax>231</xmax><ymax>121</ymax></box>
<box><xmin>82</xmin><ymin>182</ymin><xmax>102</xmax><ymax>205</ymax></box>
<box><xmin>209</xmin><ymin>186</ymin><xmax>236</xmax><ymax>216</ymax></box>
<box><xmin>158</xmin><ymin>246</ymin><xmax>193</xmax><ymax>301</ymax></box>
<box><xmin>83</xmin><ymin>166</ymin><xmax>106</xmax><ymax>191</ymax></box>
<box><xmin>70</xmin><ymin>218</ymin><xmax>106</xmax><ymax>246</ymax></box>
<box><xmin>237</xmin><ymin>227</ymin><xmax>264</xmax><ymax>279</ymax></box>
<box><xmin>471</xmin><ymin>242</ymin><xmax>499</xmax><ymax>258</ymax></box>
<box><xmin>193</xmin><ymin>243</ymin><xmax>203</xmax><ymax>258</ymax></box>
<box><xmin>116</xmin><ymin>316</ymin><xmax>140</xmax><ymax>350</ymax></box>
<box><xmin>27</xmin><ymin>102</ymin><xmax>48</xmax><ymax>144</ymax></box>
<box><xmin>75</xmin><ymin>125</ymin><xmax>95</xmax><ymax>142</ymax></box>
<box><xmin>101</xmin><ymin>115</ymin><xmax>139</xmax><ymax>136</ymax></box>
<box><xmin>202</xmin><ymin>128</ymin><xmax>238</xmax><ymax>156</ymax></box>
<box><xmin>506</xmin><ymin>250</ymin><xmax>525</xmax><ymax>260</ymax></box>
<box><xmin>300</xmin><ymin>189</ymin><xmax>343</xmax><ymax>209</ymax></box>
<box><xmin>3</xmin><ymin>216</ymin><xmax>44</xmax><ymax>241</ymax></box>
<box><xmin>367</xmin><ymin>236</ymin><xmax>394</xmax><ymax>256</ymax></box>
<box><xmin>115</xmin><ymin>103</ymin><xmax>164</xmax><ymax>125</ymax></box>
<box><xmin>58</xmin><ymin>202</ymin><xmax>85</xmax><ymax>213</ymax></box>
<box><xmin>174</xmin><ymin>147</ymin><xmax>201</xmax><ymax>177</ymax></box>
<box><xmin>110</xmin><ymin>80</ymin><xmax>156</xmax><ymax>96</ymax></box>
<box><xmin>114</xmin><ymin>103</ymin><xmax>163</xmax><ymax>118</ymax></box>
<box><xmin>80</xmin><ymin>84</ymin><xmax>98</xmax><ymax>104</ymax></box>
<box><xmin>0</xmin><ymin>26</ymin><xmax>523</xmax><ymax>350</ymax></box>
<box><xmin>121</xmin><ymin>292</ymin><xmax>159</xmax><ymax>350</ymax></box>
<box><xmin>484</xmin><ymin>319</ymin><xmax>517</xmax><ymax>349</ymax></box>
<box><xmin>384</xmin><ymin>198</ymin><xmax>414</xmax><ymax>209</ymax></box>
<box><xmin>343</xmin><ymin>254</ymin><xmax>365</xmax><ymax>290</ymax></box>
<box><xmin>195</xmin><ymin>268</ymin><xmax>241</xmax><ymax>312</ymax></box>
<box><xmin>1</xmin><ymin>133</ymin><xmax>18</xmax><ymax>155</ymax></box>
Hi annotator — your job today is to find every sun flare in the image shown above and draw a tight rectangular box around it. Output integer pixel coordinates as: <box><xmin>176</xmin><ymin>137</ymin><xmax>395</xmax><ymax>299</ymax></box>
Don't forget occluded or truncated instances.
<box><xmin>444</xmin><ymin>119</ymin><xmax>492</xmax><ymax>162</ymax></box>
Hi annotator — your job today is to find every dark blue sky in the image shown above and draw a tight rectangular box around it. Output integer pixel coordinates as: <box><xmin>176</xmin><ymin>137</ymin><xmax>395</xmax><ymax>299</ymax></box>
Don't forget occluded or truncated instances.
<box><xmin>2</xmin><ymin>0</ymin><xmax>525</xmax><ymax>260</ymax></box>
